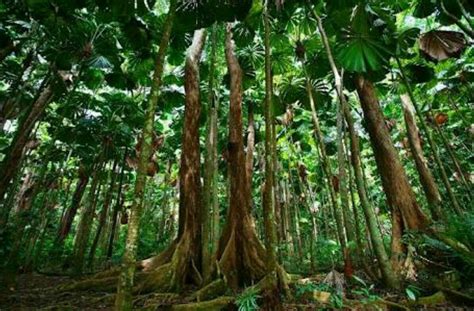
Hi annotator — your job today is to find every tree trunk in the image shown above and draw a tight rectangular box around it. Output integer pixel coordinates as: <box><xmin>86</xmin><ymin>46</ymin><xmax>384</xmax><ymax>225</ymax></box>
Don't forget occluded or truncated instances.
<box><xmin>202</xmin><ymin>24</ymin><xmax>219</xmax><ymax>282</ymax></box>
<box><xmin>0</xmin><ymin>79</ymin><xmax>54</xmax><ymax>202</ymax></box>
<box><xmin>263</xmin><ymin>0</ymin><xmax>278</xmax><ymax>274</ymax></box>
<box><xmin>170</xmin><ymin>27</ymin><xmax>207</xmax><ymax>285</ymax></box>
<box><xmin>246</xmin><ymin>101</ymin><xmax>255</xmax><ymax>190</ymax></box>
<box><xmin>0</xmin><ymin>49</ymin><xmax>35</xmax><ymax>132</ymax></box>
<box><xmin>115</xmin><ymin>1</ymin><xmax>177</xmax><ymax>308</ymax></box>
<box><xmin>2</xmin><ymin>170</ymin><xmax>41</xmax><ymax>287</ymax></box>
<box><xmin>430</xmin><ymin>109</ymin><xmax>472</xmax><ymax>199</ymax></box>
<box><xmin>56</xmin><ymin>166</ymin><xmax>90</xmax><ymax>245</ymax></box>
<box><xmin>215</xmin><ymin>24</ymin><xmax>266</xmax><ymax>290</ymax></box>
<box><xmin>71</xmin><ymin>161</ymin><xmax>104</xmax><ymax>275</ymax></box>
<box><xmin>304</xmin><ymin>73</ymin><xmax>346</xmax><ymax>250</ymax></box>
<box><xmin>343</xmin><ymin>103</ymin><xmax>399</xmax><ymax>289</ymax></box>
<box><xmin>107</xmin><ymin>149</ymin><xmax>127</xmax><ymax>260</ymax></box>
<box><xmin>355</xmin><ymin>75</ymin><xmax>429</xmax><ymax>267</ymax></box>
<box><xmin>401</xmin><ymin>94</ymin><xmax>443</xmax><ymax>220</ymax></box>
<box><xmin>89</xmin><ymin>159</ymin><xmax>119</xmax><ymax>265</ymax></box>
<box><xmin>396</xmin><ymin>58</ymin><xmax>462</xmax><ymax>214</ymax></box>
<box><xmin>123</xmin><ymin>29</ymin><xmax>208</xmax><ymax>297</ymax></box>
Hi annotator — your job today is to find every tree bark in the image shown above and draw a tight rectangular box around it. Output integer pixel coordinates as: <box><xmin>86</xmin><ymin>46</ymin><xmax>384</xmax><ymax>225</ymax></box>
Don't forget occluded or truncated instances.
<box><xmin>401</xmin><ymin>94</ymin><xmax>443</xmax><ymax>220</ymax></box>
<box><xmin>246</xmin><ymin>101</ymin><xmax>255</xmax><ymax>190</ymax></box>
<box><xmin>0</xmin><ymin>79</ymin><xmax>54</xmax><ymax>202</ymax></box>
<box><xmin>71</xmin><ymin>161</ymin><xmax>104</xmax><ymax>275</ymax></box>
<box><xmin>263</xmin><ymin>0</ymin><xmax>278</xmax><ymax>274</ymax></box>
<box><xmin>304</xmin><ymin>72</ymin><xmax>346</xmax><ymax>250</ymax></box>
<box><xmin>343</xmin><ymin>103</ymin><xmax>399</xmax><ymax>289</ymax></box>
<box><xmin>215</xmin><ymin>24</ymin><xmax>266</xmax><ymax>290</ymax></box>
<box><xmin>396</xmin><ymin>58</ymin><xmax>462</xmax><ymax>214</ymax></box>
<box><xmin>56</xmin><ymin>166</ymin><xmax>90</xmax><ymax>245</ymax></box>
<box><xmin>107</xmin><ymin>149</ymin><xmax>127</xmax><ymax>260</ymax></box>
<box><xmin>171</xmin><ymin>27</ymin><xmax>207</xmax><ymax>285</ymax></box>
<box><xmin>355</xmin><ymin>75</ymin><xmax>429</xmax><ymax>267</ymax></box>
<box><xmin>89</xmin><ymin>159</ymin><xmax>119</xmax><ymax>265</ymax></box>
<box><xmin>202</xmin><ymin>25</ymin><xmax>219</xmax><ymax>282</ymax></box>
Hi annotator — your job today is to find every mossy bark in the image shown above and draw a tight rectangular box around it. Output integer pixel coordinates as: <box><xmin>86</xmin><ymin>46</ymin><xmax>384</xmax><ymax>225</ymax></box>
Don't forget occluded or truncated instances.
<box><xmin>115</xmin><ymin>1</ymin><xmax>177</xmax><ymax>309</ymax></box>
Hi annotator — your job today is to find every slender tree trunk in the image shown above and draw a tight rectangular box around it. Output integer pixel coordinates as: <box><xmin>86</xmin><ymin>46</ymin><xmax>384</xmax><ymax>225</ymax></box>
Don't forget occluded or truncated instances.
<box><xmin>202</xmin><ymin>25</ymin><xmax>219</xmax><ymax>282</ymax></box>
<box><xmin>2</xmin><ymin>170</ymin><xmax>41</xmax><ymax>287</ymax></box>
<box><xmin>287</xmin><ymin>167</ymin><xmax>303</xmax><ymax>262</ymax></box>
<box><xmin>246</xmin><ymin>101</ymin><xmax>255</xmax><ymax>190</ymax></box>
<box><xmin>0</xmin><ymin>50</ymin><xmax>35</xmax><ymax>132</ymax></box>
<box><xmin>343</xmin><ymin>103</ymin><xmax>399</xmax><ymax>289</ymax></box>
<box><xmin>430</xmin><ymin>109</ymin><xmax>472</xmax><ymax>199</ymax></box>
<box><xmin>107</xmin><ymin>150</ymin><xmax>127</xmax><ymax>260</ymax></box>
<box><xmin>263</xmin><ymin>0</ymin><xmax>278</xmax><ymax>274</ymax></box>
<box><xmin>0</xmin><ymin>79</ymin><xmax>54</xmax><ymax>202</ymax></box>
<box><xmin>89</xmin><ymin>159</ymin><xmax>119</xmax><ymax>265</ymax></box>
<box><xmin>336</xmin><ymin>92</ymin><xmax>356</xmax><ymax>274</ymax></box>
<box><xmin>303</xmin><ymin>73</ymin><xmax>346</xmax><ymax>250</ymax></box>
<box><xmin>71</xmin><ymin>161</ymin><xmax>105</xmax><ymax>275</ymax></box>
<box><xmin>56</xmin><ymin>166</ymin><xmax>90</xmax><ymax>245</ymax></box>
<box><xmin>115</xmin><ymin>1</ymin><xmax>177</xmax><ymax>308</ymax></box>
<box><xmin>396</xmin><ymin>58</ymin><xmax>462</xmax><ymax>214</ymax></box>
<box><xmin>400</xmin><ymin>94</ymin><xmax>443</xmax><ymax>220</ymax></box>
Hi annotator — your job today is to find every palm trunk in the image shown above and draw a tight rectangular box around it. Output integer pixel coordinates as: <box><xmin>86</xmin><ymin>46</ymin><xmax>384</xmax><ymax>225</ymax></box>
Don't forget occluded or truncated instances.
<box><xmin>246</xmin><ymin>101</ymin><xmax>255</xmax><ymax>190</ymax></box>
<box><xmin>0</xmin><ymin>78</ymin><xmax>54</xmax><ymax>202</ymax></box>
<box><xmin>166</xmin><ymin>28</ymin><xmax>207</xmax><ymax>287</ymax></box>
<box><xmin>115</xmin><ymin>1</ymin><xmax>177</xmax><ymax>308</ymax></box>
<box><xmin>215</xmin><ymin>24</ymin><xmax>266</xmax><ymax>289</ymax></box>
<box><xmin>343</xmin><ymin>103</ymin><xmax>399</xmax><ymax>288</ymax></box>
<box><xmin>304</xmin><ymin>72</ymin><xmax>346</xmax><ymax>250</ymax></box>
<box><xmin>355</xmin><ymin>75</ymin><xmax>429</xmax><ymax>269</ymax></box>
<box><xmin>202</xmin><ymin>24</ymin><xmax>219</xmax><ymax>282</ymax></box>
<box><xmin>89</xmin><ymin>159</ymin><xmax>119</xmax><ymax>265</ymax></box>
<box><xmin>430</xmin><ymin>109</ymin><xmax>472</xmax><ymax>199</ymax></box>
<box><xmin>56</xmin><ymin>166</ymin><xmax>90</xmax><ymax>246</ymax></box>
<box><xmin>0</xmin><ymin>50</ymin><xmax>35</xmax><ymax>132</ymax></box>
<box><xmin>396</xmin><ymin>58</ymin><xmax>462</xmax><ymax>214</ymax></box>
<box><xmin>263</xmin><ymin>0</ymin><xmax>278</xmax><ymax>273</ymax></box>
<box><xmin>106</xmin><ymin>149</ymin><xmax>127</xmax><ymax>260</ymax></box>
<box><xmin>400</xmin><ymin>94</ymin><xmax>443</xmax><ymax>220</ymax></box>
<box><xmin>71</xmin><ymin>161</ymin><xmax>105</xmax><ymax>275</ymax></box>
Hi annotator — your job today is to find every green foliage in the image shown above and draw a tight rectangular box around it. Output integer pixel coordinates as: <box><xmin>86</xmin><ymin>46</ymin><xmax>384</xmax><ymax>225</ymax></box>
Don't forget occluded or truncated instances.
<box><xmin>405</xmin><ymin>285</ymin><xmax>421</xmax><ymax>301</ymax></box>
<box><xmin>351</xmin><ymin>276</ymin><xmax>380</xmax><ymax>304</ymax></box>
<box><xmin>236</xmin><ymin>287</ymin><xmax>261</xmax><ymax>311</ymax></box>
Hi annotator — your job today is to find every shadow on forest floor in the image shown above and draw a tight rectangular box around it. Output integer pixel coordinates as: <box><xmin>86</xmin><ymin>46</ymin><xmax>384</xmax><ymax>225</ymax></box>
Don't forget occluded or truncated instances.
<box><xmin>0</xmin><ymin>272</ymin><xmax>472</xmax><ymax>310</ymax></box>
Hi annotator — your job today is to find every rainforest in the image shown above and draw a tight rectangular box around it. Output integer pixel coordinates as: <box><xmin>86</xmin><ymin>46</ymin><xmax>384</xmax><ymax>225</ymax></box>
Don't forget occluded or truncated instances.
<box><xmin>0</xmin><ymin>0</ymin><xmax>473</xmax><ymax>310</ymax></box>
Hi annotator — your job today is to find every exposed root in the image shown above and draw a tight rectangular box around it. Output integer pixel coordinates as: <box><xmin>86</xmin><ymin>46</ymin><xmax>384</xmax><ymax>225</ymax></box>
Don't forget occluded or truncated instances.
<box><xmin>190</xmin><ymin>279</ymin><xmax>227</xmax><ymax>302</ymax></box>
<box><xmin>135</xmin><ymin>263</ymin><xmax>174</xmax><ymax>294</ymax></box>
<box><xmin>170</xmin><ymin>296</ymin><xmax>234</xmax><ymax>311</ymax></box>
<box><xmin>56</xmin><ymin>276</ymin><xmax>118</xmax><ymax>292</ymax></box>
<box><xmin>139</xmin><ymin>241</ymin><xmax>177</xmax><ymax>272</ymax></box>
<box><xmin>138</xmin><ymin>292</ymin><xmax>180</xmax><ymax>308</ymax></box>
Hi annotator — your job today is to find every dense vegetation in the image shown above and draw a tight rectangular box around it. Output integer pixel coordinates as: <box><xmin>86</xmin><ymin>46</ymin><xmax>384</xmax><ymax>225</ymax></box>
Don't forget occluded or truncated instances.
<box><xmin>0</xmin><ymin>0</ymin><xmax>473</xmax><ymax>309</ymax></box>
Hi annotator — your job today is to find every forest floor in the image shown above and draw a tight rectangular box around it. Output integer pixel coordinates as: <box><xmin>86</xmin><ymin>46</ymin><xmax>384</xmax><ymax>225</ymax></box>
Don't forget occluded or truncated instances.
<box><xmin>0</xmin><ymin>272</ymin><xmax>470</xmax><ymax>310</ymax></box>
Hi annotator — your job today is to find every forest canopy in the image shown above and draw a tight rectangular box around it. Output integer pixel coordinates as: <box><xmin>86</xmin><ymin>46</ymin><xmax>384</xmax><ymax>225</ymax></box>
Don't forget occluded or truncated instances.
<box><xmin>0</xmin><ymin>0</ymin><xmax>473</xmax><ymax>309</ymax></box>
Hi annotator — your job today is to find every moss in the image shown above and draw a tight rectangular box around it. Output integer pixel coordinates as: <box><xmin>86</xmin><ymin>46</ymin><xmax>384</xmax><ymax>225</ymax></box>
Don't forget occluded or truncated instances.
<box><xmin>170</xmin><ymin>296</ymin><xmax>234</xmax><ymax>311</ymax></box>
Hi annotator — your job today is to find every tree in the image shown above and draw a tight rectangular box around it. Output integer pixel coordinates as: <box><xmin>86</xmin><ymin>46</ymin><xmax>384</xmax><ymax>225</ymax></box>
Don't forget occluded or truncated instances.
<box><xmin>115</xmin><ymin>0</ymin><xmax>178</xmax><ymax>308</ymax></box>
